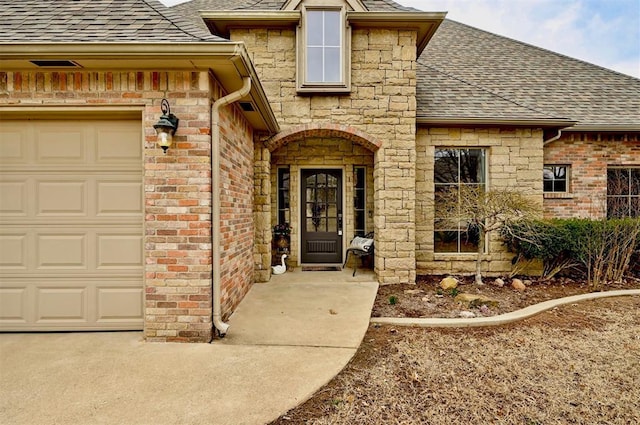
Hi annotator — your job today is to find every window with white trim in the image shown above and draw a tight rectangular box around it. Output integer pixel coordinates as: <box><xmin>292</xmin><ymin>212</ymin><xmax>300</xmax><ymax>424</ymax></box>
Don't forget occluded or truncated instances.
<box><xmin>298</xmin><ymin>7</ymin><xmax>350</xmax><ymax>92</ymax></box>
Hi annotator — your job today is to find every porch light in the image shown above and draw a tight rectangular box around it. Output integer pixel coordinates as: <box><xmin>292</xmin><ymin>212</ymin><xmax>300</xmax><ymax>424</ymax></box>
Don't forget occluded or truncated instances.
<box><xmin>153</xmin><ymin>98</ymin><xmax>179</xmax><ymax>154</ymax></box>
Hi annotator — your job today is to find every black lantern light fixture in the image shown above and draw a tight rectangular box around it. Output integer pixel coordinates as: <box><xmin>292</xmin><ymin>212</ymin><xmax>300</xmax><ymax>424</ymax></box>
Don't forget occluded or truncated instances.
<box><xmin>153</xmin><ymin>98</ymin><xmax>179</xmax><ymax>154</ymax></box>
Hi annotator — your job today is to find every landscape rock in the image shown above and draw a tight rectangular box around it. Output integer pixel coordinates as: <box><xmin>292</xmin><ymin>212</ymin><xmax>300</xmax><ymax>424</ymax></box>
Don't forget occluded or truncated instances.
<box><xmin>524</xmin><ymin>279</ymin><xmax>533</xmax><ymax>286</ymax></box>
<box><xmin>459</xmin><ymin>311</ymin><xmax>476</xmax><ymax>318</ymax></box>
<box><xmin>493</xmin><ymin>278</ymin><xmax>505</xmax><ymax>287</ymax></box>
<box><xmin>440</xmin><ymin>276</ymin><xmax>459</xmax><ymax>290</ymax></box>
<box><xmin>404</xmin><ymin>289</ymin><xmax>423</xmax><ymax>295</ymax></box>
<box><xmin>455</xmin><ymin>293</ymin><xmax>500</xmax><ymax>308</ymax></box>
<box><xmin>512</xmin><ymin>279</ymin><xmax>526</xmax><ymax>291</ymax></box>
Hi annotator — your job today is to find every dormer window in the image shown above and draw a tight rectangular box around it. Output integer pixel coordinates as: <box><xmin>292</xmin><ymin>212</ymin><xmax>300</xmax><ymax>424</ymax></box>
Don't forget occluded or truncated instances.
<box><xmin>297</xmin><ymin>5</ymin><xmax>351</xmax><ymax>93</ymax></box>
<box><xmin>306</xmin><ymin>10</ymin><xmax>342</xmax><ymax>83</ymax></box>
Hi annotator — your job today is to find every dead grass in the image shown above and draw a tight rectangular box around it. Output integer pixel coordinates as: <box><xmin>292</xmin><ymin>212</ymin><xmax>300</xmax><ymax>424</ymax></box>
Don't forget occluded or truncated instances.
<box><xmin>272</xmin><ymin>296</ymin><xmax>640</xmax><ymax>425</ymax></box>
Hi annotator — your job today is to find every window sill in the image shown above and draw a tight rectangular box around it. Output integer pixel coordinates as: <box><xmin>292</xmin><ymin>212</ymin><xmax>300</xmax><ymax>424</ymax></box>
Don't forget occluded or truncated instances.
<box><xmin>297</xmin><ymin>84</ymin><xmax>351</xmax><ymax>95</ymax></box>
<box><xmin>544</xmin><ymin>192</ymin><xmax>574</xmax><ymax>199</ymax></box>
<box><xmin>434</xmin><ymin>253</ymin><xmax>483</xmax><ymax>259</ymax></box>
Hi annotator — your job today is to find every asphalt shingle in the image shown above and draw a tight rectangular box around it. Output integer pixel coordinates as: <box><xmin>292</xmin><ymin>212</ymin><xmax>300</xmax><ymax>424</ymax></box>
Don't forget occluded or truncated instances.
<box><xmin>418</xmin><ymin>19</ymin><xmax>640</xmax><ymax>128</ymax></box>
<box><xmin>0</xmin><ymin>0</ymin><xmax>227</xmax><ymax>42</ymax></box>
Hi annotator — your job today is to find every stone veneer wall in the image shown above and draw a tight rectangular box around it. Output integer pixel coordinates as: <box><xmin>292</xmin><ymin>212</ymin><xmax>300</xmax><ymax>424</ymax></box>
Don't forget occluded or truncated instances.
<box><xmin>232</xmin><ymin>27</ymin><xmax>419</xmax><ymax>283</ymax></box>
<box><xmin>416</xmin><ymin>127</ymin><xmax>544</xmax><ymax>276</ymax></box>
<box><xmin>270</xmin><ymin>137</ymin><xmax>375</xmax><ymax>267</ymax></box>
<box><xmin>543</xmin><ymin>133</ymin><xmax>640</xmax><ymax>219</ymax></box>
<box><xmin>0</xmin><ymin>70</ymin><xmax>254</xmax><ymax>342</ymax></box>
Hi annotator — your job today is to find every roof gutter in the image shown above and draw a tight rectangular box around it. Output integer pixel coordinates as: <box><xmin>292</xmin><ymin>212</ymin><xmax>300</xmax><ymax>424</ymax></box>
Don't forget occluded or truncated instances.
<box><xmin>211</xmin><ymin>76</ymin><xmax>252</xmax><ymax>338</ymax></box>
<box><xmin>416</xmin><ymin>117</ymin><xmax>577</xmax><ymax>128</ymax></box>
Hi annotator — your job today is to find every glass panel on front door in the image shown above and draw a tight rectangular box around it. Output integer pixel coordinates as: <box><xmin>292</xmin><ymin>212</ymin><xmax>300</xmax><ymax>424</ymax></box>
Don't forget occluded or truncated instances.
<box><xmin>302</xmin><ymin>170</ymin><xmax>343</xmax><ymax>263</ymax></box>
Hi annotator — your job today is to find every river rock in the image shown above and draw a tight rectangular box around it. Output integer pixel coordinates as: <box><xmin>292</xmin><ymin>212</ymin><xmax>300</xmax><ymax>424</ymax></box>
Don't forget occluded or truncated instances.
<box><xmin>492</xmin><ymin>278</ymin><xmax>505</xmax><ymax>287</ymax></box>
<box><xmin>440</xmin><ymin>276</ymin><xmax>459</xmax><ymax>290</ymax></box>
<box><xmin>454</xmin><ymin>293</ymin><xmax>499</xmax><ymax>308</ymax></box>
<box><xmin>512</xmin><ymin>279</ymin><xmax>526</xmax><ymax>291</ymax></box>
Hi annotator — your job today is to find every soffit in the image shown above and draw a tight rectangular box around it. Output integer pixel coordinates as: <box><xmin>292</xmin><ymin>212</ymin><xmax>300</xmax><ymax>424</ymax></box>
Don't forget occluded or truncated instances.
<box><xmin>0</xmin><ymin>43</ymin><xmax>279</xmax><ymax>133</ymax></box>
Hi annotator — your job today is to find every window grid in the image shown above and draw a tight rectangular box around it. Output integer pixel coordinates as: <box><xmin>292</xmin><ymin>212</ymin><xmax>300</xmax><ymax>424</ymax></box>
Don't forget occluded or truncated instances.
<box><xmin>543</xmin><ymin>165</ymin><xmax>569</xmax><ymax>193</ymax></box>
<box><xmin>607</xmin><ymin>167</ymin><xmax>640</xmax><ymax>218</ymax></box>
<box><xmin>277</xmin><ymin>167</ymin><xmax>290</xmax><ymax>225</ymax></box>
<box><xmin>434</xmin><ymin>148</ymin><xmax>486</xmax><ymax>253</ymax></box>
<box><xmin>306</xmin><ymin>10</ymin><xmax>341</xmax><ymax>83</ymax></box>
<box><xmin>354</xmin><ymin>166</ymin><xmax>366</xmax><ymax>237</ymax></box>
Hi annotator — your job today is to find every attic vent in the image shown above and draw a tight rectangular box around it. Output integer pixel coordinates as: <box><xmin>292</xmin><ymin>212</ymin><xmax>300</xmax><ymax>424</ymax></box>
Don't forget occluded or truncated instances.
<box><xmin>30</xmin><ymin>60</ymin><xmax>81</xmax><ymax>68</ymax></box>
<box><xmin>239</xmin><ymin>102</ymin><xmax>255</xmax><ymax>112</ymax></box>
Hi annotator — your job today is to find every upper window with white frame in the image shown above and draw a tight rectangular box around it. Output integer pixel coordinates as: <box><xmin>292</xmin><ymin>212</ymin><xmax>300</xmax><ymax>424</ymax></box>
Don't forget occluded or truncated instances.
<box><xmin>297</xmin><ymin>5</ymin><xmax>350</xmax><ymax>92</ymax></box>
<box><xmin>543</xmin><ymin>165</ymin><xmax>569</xmax><ymax>193</ymax></box>
<box><xmin>306</xmin><ymin>10</ymin><xmax>342</xmax><ymax>83</ymax></box>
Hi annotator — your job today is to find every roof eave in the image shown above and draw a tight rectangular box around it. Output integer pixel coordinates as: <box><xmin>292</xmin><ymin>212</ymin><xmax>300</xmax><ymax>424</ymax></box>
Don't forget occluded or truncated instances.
<box><xmin>347</xmin><ymin>12</ymin><xmax>447</xmax><ymax>55</ymax></box>
<box><xmin>200</xmin><ymin>11</ymin><xmax>301</xmax><ymax>38</ymax></box>
<box><xmin>199</xmin><ymin>10</ymin><xmax>447</xmax><ymax>56</ymax></box>
<box><xmin>563</xmin><ymin>124</ymin><xmax>640</xmax><ymax>133</ymax></box>
<box><xmin>0</xmin><ymin>42</ymin><xmax>279</xmax><ymax>134</ymax></box>
<box><xmin>416</xmin><ymin>117</ymin><xmax>577</xmax><ymax>128</ymax></box>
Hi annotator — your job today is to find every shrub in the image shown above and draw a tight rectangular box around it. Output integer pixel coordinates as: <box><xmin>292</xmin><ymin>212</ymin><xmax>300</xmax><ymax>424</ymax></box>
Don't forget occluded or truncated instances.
<box><xmin>503</xmin><ymin>218</ymin><xmax>640</xmax><ymax>287</ymax></box>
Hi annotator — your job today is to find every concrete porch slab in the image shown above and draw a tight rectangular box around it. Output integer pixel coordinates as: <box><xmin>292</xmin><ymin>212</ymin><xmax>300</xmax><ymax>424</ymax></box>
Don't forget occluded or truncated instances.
<box><xmin>0</xmin><ymin>269</ymin><xmax>378</xmax><ymax>425</ymax></box>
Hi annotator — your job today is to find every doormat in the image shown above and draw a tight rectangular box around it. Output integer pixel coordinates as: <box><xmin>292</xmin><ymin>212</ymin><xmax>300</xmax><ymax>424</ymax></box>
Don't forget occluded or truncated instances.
<box><xmin>302</xmin><ymin>266</ymin><xmax>342</xmax><ymax>272</ymax></box>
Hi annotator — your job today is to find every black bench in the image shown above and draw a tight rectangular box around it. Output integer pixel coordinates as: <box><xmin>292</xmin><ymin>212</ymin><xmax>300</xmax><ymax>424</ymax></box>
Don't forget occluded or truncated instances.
<box><xmin>343</xmin><ymin>232</ymin><xmax>374</xmax><ymax>276</ymax></box>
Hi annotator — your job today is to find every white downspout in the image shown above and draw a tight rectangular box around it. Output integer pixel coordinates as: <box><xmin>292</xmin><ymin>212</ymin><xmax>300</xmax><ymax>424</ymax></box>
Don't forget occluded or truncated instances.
<box><xmin>211</xmin><ymin>76</ymin><xmax>251</xmax><ymax>337</ymax></box>
<box><xmin>544</xmin><ymin>128</ymin><xmax>563</xmax><ymax>145</ymax></box>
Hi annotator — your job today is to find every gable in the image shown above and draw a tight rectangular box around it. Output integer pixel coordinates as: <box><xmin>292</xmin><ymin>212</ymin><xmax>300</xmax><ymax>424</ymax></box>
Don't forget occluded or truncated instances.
<box><xmin>283</xmin><ymin>0</ymin><xmax>366</xmax><ymax>12</ymax></box>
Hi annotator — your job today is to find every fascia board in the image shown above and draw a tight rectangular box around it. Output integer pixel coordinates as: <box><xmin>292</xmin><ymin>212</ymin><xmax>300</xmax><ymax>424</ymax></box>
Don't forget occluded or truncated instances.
<box><xmin>416</xmin><ymin>117</ymin><xmax>577</xmax><ymax>128</ymax></box>
<box><xmin>347</xmin><ymin>11</ymin><xmax>447</xmax><ymax>55</ymax></box>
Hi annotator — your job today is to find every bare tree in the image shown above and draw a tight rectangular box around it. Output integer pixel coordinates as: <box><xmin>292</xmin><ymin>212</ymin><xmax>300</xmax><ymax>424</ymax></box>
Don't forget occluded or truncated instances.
<box><xmin>436</xmin><ymin>185</ymin><xmax>541</xmax><ymax>284</ymax></box>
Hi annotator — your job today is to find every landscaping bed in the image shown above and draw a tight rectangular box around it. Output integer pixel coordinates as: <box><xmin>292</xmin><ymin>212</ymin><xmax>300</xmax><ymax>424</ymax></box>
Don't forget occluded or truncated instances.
<box><xmin>372</xmin><ymin>275</ymin><xmax>640</xmax><ymax>319</ymax></box>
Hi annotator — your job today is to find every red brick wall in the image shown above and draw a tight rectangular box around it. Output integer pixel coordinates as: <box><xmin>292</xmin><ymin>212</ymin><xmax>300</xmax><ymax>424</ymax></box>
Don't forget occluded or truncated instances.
<box><xmin>544</xmin><ymin>133</ymin><xmax>640</xmax><ymax>219</ymax></box>
<box><xmin>214</xmin><ymin>83</ymin><xmax>255</xmax><ymax>320</ymax></box>
<box><xmin>0</xmin><ymin>70</ymin><xmax>218</xmax><ymax>342</ymax></box>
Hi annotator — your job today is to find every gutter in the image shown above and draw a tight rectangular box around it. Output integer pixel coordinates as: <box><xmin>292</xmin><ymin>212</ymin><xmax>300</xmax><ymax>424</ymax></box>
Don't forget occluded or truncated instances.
<box><xmin>211</xmin><ymin>76</ymin><xmax>252</xmax><ymax>337</ymax></box>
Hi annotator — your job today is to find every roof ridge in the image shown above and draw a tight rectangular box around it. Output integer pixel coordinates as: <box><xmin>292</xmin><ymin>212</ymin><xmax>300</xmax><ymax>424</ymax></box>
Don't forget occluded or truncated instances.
<box><xmin>143</xmin><ymin>0</ymin><xmax>221</xmax><ymax>41</ymax></box>
<box><xmin>444</xmin><ymin>19</ymin><xmax>639</xmax><ymax>82</ymax></box>
<box><xmin>418</xmin><ymin>59</ymin><xmax>560</xmax><ymax>119</ymax></box>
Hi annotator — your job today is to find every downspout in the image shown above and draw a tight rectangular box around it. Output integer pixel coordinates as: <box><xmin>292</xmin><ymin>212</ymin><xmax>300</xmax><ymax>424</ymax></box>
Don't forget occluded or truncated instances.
<box><xmin>544</xmin><ymin>128</ymin><xmax>563</xmax><ymax>145</ymax></box>
<box><xmin>211</xmin><ymin>76</ymin><xmax>252</xmax><ymax>337</ymax></box>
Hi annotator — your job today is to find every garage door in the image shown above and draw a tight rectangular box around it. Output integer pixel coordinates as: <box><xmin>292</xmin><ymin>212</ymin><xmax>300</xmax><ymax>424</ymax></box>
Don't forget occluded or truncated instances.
<box><xmin>0</xmin><ymin>118</ymin><xmax>144</xmax><ymax>331</ymax></box>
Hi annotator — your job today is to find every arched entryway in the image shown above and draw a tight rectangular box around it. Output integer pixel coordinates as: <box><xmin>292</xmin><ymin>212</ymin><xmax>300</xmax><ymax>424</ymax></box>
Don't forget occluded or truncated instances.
<box><xmin>254</xmin><ymin>123</ymin><xmax>381</xmax><ymax>279</ymax></box>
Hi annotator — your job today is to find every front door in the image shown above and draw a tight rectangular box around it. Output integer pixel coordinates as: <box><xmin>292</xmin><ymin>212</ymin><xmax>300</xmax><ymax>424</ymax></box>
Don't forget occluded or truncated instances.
<box><xmin>301</xmin><ymin>169</ymin><xmax>343</xmax><ymax>263</ymax></box>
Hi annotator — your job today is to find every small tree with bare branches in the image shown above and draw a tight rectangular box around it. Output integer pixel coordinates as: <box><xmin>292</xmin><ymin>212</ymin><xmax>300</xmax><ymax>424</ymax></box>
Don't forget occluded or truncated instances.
<box><xmin>436</xmin><ymin>185</ymin><xmax>541</xmax><ymax>284</ymax></box>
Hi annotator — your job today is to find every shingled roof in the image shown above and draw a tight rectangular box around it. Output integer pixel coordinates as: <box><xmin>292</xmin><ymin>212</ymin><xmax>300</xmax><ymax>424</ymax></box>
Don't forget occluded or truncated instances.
<box><xmin>172</xmin><ymin>0</ymin><xmax>415</xmax><ymax>13</ymax></box>
<box><xmin>419</xmin><ymin>20</ymin><xmax>640</xmax><ymax>129</ymax></box>
<box><xmin>0</xmin><ymin>0</ymin><xmax>226</xmax><ymax>42</ymax></box>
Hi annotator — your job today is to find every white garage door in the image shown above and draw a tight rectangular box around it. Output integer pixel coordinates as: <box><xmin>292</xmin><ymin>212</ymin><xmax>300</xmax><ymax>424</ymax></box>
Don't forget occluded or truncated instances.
<box><xmin>0</xmin><ymin>118</ymin><xmax>144</xmax><ymax>331</ymax></box>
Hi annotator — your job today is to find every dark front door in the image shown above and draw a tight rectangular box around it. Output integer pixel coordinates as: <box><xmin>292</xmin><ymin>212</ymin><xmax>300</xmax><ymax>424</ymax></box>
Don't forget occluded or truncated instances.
<box><xmin>301</xmin><ymin>169</ymin><xmax>343</xmax><ymax>263</ymax></box>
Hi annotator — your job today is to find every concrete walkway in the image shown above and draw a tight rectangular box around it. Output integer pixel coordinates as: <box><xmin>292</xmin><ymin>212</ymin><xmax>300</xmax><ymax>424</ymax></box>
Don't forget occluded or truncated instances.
<box><xmin>0</xmin><ymin>270</ymin><xmax>378</xmax><ymax>425</ymax></box>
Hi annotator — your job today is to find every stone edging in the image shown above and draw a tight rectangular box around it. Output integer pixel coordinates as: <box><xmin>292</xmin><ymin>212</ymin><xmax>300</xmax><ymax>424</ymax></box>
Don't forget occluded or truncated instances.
<box><xmin>370</xmin><ymin>289</ymin><xmax>640</xmax><ymax>328</ymax></box>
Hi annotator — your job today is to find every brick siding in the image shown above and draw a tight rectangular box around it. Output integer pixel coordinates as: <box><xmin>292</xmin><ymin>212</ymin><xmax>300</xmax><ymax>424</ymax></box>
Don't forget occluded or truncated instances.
<box><xmin>543</xmin><ymin>133</ymin><xmax>640</xmax><ymax>219</ymax></box>
<box><xmin>1</xmin><ymin>70</ymin><xmax>255</xmax><ymax>342</ymax></box>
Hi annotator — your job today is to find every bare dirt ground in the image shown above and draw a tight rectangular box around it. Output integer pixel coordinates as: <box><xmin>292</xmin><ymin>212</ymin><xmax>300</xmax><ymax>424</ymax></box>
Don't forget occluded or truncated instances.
<box><xmin>271</xmin><ymin>278</ymin><xmax>640</xmax><ymax>425</ymax></box>
<box><xmin>373</xmin><ymin>275</ymin><xmax>640</xmax><ymax>319</ymax></box>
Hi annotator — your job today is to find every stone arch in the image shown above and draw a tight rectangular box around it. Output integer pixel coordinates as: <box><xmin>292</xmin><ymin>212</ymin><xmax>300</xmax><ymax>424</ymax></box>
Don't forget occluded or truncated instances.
<box><xmin>265</xmin><ymin>123</ymin><xmax>382</xmax><ymax>152</ymax></box>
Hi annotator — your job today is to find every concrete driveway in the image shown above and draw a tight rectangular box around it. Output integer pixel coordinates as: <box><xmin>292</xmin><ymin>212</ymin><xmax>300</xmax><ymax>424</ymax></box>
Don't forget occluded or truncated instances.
<box><xmin>0</xmin><ymin>270</ymin><xmax>378</xmax><ymax>425</ymax></box>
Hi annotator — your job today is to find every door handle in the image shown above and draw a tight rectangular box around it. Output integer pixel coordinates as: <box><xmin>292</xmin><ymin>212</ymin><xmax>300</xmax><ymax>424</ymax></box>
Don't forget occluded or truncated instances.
<box><xmin>337</xmin><ymin>212</ymin><xmax>343</xmax><ymax>236</ymax></box>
